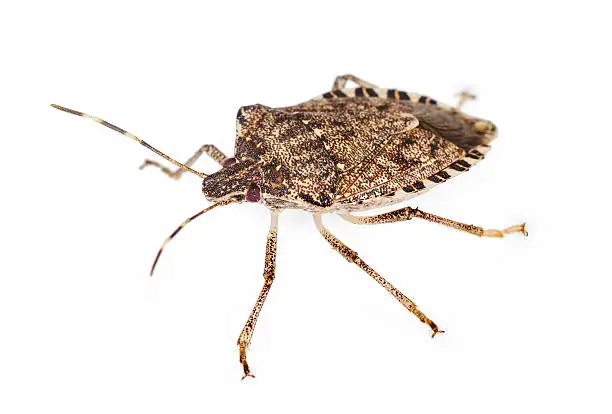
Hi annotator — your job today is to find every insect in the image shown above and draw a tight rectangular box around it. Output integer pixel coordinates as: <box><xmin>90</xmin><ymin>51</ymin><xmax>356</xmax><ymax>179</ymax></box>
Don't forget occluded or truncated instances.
<box><xmin>52</xmin><ymin>74</ymin><xmax>527</xmax><ymax>379</ymax></box>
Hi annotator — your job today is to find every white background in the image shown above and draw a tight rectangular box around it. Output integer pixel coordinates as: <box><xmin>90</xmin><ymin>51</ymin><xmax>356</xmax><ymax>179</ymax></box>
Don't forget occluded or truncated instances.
<box><xmin>1</xmin><ymin>1</ymin><xmax>610</xmax><ymax>413</ymax></box>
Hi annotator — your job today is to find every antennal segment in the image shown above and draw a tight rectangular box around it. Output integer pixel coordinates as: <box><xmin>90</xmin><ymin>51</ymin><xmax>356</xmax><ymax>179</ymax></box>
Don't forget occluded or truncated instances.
<box><xmin>149</xmin><ymin>198</ymin><xmax>237</xmax><ymax>276</ymax></box>
<box><xmin>51</xmin><ymin>104</ymin><xmax>208</xmax><ymax>178</ymax></box>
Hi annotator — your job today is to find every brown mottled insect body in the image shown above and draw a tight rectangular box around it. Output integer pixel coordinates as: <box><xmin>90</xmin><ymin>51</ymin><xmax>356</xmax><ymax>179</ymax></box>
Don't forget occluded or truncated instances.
<box><xmin>52</xmin><ymin>74</ymin><xmax>526</xmax><ymax>379</ymax></box>
<box><xmin>200</xmin><ymin>86</ymin><xmax>497</xmax><ymax>214</ymax></box>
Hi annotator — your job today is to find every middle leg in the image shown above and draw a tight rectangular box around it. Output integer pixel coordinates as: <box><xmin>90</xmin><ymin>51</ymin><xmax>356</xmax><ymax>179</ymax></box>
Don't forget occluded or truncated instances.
<box><xmin>313</xmin><ymin>214</ymin><xmax>443</xmax><ymax>337</ymax></box>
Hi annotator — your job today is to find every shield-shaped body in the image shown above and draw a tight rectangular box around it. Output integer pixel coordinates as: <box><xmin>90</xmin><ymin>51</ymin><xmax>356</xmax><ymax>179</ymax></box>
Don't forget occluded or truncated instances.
<box><xmin>204</xmin><ymin>86</ymin><xmax>497</xmax><ymax>212</ymax></box>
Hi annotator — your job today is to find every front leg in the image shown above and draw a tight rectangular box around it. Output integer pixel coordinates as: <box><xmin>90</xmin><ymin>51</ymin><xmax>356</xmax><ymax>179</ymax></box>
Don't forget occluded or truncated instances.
<box><xmin>341</xmin><ymin>207</ymin><xmax>527</xmax><ymax>238</ymax></box>
<box><xmin>236</xmin><ymin>211</ymin><xmax>279</xmax><ymax>379</ymax></box>
<box><xmin>140</xmin><ymin>144</ymin><xmax>233</xmax><ymax>180</ymax></box>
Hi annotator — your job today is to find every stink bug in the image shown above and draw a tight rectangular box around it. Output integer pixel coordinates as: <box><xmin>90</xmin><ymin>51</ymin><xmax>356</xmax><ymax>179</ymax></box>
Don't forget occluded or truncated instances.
<box><xmin>52</xmin><ymin>74</ymin><xmax>527</xmax><ymax>379</ymax></box>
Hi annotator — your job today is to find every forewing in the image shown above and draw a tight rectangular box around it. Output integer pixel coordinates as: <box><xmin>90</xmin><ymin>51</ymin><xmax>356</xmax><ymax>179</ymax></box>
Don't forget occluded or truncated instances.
<box><xmin>276</xmin><ymin>105</ymin><xmax>419</xmax><ymax>175</ymax></box>
<box><xmin>336</xmin><ymin>128</ymin><xmax>465</xmax><ymax>204</ymax></box>
<box><xmin>302</xmin><ymin>88</ymin><xmax>497</xmax><ymax>151</ymax></box>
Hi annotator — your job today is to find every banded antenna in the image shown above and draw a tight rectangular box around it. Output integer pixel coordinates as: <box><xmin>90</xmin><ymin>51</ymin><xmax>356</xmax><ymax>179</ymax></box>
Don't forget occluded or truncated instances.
<box><xmin>51</xmin><ymin>104</ymin><xmax>208</xmax><ymax>178</ymax></box>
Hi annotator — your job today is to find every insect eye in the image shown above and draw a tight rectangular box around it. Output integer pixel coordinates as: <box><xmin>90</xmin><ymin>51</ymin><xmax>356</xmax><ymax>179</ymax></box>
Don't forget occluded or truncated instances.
<box><xmin>246</xmin><ymin>183</ymin><xmax>261</xmax><ymax>202</ymax></box>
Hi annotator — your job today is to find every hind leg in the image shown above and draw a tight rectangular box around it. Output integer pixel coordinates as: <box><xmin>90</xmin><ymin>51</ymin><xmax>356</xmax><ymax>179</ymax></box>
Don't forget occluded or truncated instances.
<box><xmin>332</xmin><ymin>74</ymin><xmax>378</xmax><ymax>90</ymax></box>
<box><xmin>341</xmin><ymin>207</ymin><xmax>527</xmax><ymax>238</ymax></box>
<box><xmin>455</xmin><ymin>91</ymin><xmax>477</xmax><ymax>110</ymax></box>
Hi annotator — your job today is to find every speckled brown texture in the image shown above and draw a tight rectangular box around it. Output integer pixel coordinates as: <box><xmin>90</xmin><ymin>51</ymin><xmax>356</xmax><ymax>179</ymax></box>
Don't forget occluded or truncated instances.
<box><xmin>52</xmin><ymin>75</ymin><xmax>524</xmax><ymax>380</ymax></box>
<box><xmin>200</xmin><ymin>81</ymin><xmax>497</xmax><ymax>213</ymax></box>
<box><xmin>314</xmin><ymin>214</ymin><xmax>443</xmax><ymax>337</ymax></box>
<box><xmin>237</xmin><ymin>212</ymin><xmax>279</xmax><ymax>379</ymax></box>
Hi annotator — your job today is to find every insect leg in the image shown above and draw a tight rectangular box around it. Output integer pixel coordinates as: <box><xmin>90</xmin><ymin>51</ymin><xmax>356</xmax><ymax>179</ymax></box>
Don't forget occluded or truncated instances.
<box><xmin>51</xmin><ymin>104</ymin><xmax>207</xmax><ymax>178</ymax></box>
<box><xmin>140</xmin><ymin>144</ymin><xmax>232</xmax><ymax>180</ymax></box>
<box><xmin>455</xmin><ymin>91</ymin><xmax>477</xmax><ymax>110</ymax></box>
<box><xmin>341</xmin><ymin>207</ymin><xmax>527</xmax><ymax>238</ymax></box>
<box><xmin>237</xmin><ymin>211</ymin><xmax>279</xmax><ymax>379</ymax></box>
<box><xmin>332</xmin><ymin>74</ymin><xmax>378</xmax><ymax>90</ymax></box>
<box><xmin>314</xmin><ymin>214</ymin><xmax>443</xmax><ymax>337</ymax></box>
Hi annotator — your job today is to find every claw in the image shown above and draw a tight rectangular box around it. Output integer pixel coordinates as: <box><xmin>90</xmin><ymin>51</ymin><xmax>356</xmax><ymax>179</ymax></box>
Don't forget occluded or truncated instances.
<box><xmin>241</xmin><ymin>372</ymin><xmax>256</xmax><ymax>381</ymax></box>
<box><xmin>431</xmin><ymin>328</ymin><xmax>445</xmax><ymax>338</ymax></box>
<box><xmin>239</xmin><ymin>346</ymin><xmax>256</xmax><ymax>381</ymax></box>
<box><xmin>482</xmin><ymin>222</ymin><xmax>528</xmax><ymax>238</ymax></box>
<box><xmin>503</xmin><ymin>222</ymin><xmax>528</xmax><ymax>237</ymax></box>
<box><xmin>139</xmin><ymin>159</ymin><xmax>180</xmax><ymax>179</ymax></box>
<box><xmin>456</xmin><ymin>90</ymin><xmax>477</xmax><ymax>110</ymax></box>
<box><xmin>139</xmin><ymin>159</ymin><xmax>154</xmax><ymax>170</ymax></box>
<box><xmin>428</xmin><ymin>320</ymin><xmax>445</xmax><ymax>338</ymax></box>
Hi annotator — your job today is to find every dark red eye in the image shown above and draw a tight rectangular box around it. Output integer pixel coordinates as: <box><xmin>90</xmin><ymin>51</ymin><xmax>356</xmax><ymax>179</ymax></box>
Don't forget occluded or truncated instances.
<box><xmin>246</xmin><ymin>183</ymin><xmax>261</xmax><ymax>202</ymax></box>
